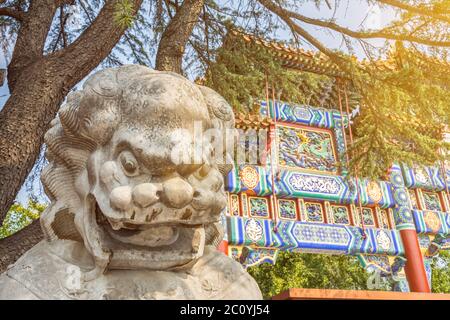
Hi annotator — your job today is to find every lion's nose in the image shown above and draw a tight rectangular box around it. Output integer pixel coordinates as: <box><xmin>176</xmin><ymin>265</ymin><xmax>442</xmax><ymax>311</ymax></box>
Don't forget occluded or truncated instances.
<box><xmin>192</xmin><ymin>189</ymin><xmax>227</xmax><ymax>214</ymax></box>
<box><xmin>161</xmin><ymin>177</ymin><xmax>194</xmax><ymax>208</ymax></box>
<box><xmin>110</xmin><ymin>186</ymin><xmax>132</xmax><ymax>211</ymax></box>
<box><xmin>132</xmin><ymin>183</ymin><xmax>161</xmax><ymax>208</ymax></box>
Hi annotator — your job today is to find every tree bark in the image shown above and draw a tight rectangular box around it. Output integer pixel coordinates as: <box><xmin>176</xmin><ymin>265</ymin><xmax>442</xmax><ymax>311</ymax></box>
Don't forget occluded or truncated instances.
<box><xmin>155</xmin><ymin>0</ymin><xmax>205</xmax><ymax>73</ymax></box>
<box><xmin>0</xmin><ymin>69</ymin><xmax>4</xmax><ymax>87</ymax></box>
<box><xmin>0</xmin><ymin>0</ymin><xmax>143</xmax><ymax>269</ymax></box>
<box><xmin>0</xmin><ymin>220</ymin><xmax>43</xmax><ymax>273</ymax></box>
<box><xmin>7</xmin><ymin>0</ymin><xmax>58</xmax><ymax>91</ymax></box>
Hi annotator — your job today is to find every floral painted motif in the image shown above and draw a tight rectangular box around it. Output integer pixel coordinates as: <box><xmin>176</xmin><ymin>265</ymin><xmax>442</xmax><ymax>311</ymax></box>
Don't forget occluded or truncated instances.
<box><xmin>230</xmin><ymin>194</ymin><xmax>240</xmax><ymax>216</ymax></box>
<box><xmin>292</xmin><ymin>106</ymin><xmax>311</xmax><ymax>120</ymax></box>
<box><xmin>367</xmin><ymin>181</ymin><xmax>382</xmax><ymax>203</ymax></box>
<box><xmin>249</xmin><ymin>197</ymin><xmax>270</xmax><ymax>218</ymax></box>
<box><xmin>241</xmin><ymin>193</ymin><xmax>248</xmax><ymax>216</ymax></box>
<box><xmin>422</xmin><ymin>192</ymin><xmax>442</xmax><ymax>212</ymax></box>
<box><xmin>357</xmin><ymin>207</ymin><xmax>375</xmax><ymax>226</ymax></box>
<box><xmin>245</xmin><ymin>219</ymin><xmax>264</xmax><ymax>242</ymax></box>
<box><xmin>304</xmin><ymin>202</ymin><xmax>324</xmax><ymax>222</ymax></box>
<box><xmin>278</xmin><ymin>199</ymin><xmax>297</xmax><ymax>220</ymax></box>
<box><xmin>376</xmin><ymin>230</ymin><xmax>392</xmax><ymax>251</ymax></box>
<box><xmin>331</xmin><ymin>205</ymin><xmax>350</xmax><ymax>225</ymax></box>
<box><xmin>418</xmin><ymin>234</ymin><xmax>431</xmax><ymax>249</ymax></box>
<box><xmin>408</xmin><ymin>190</ymin><xmax>419</xmax><ymax>210</ymax></box>
<box><xmin>424</xmin><ymin>211</ymin><xmax>441</xmax><ymax>233</ymax></box>
<box><xmin>378</xmin><ymin>209</ymin><xmax>390</xmax><ymax>229</ymax></box>
<box><xmin>277</xmin><ymin>125</ymin><xmax>337</xmax><ymax>173</ymax></box>
<box><xmin>415</xmin><ymin>167</ymin><xmax>431</xmax><ymax>186</ymax></box>
<box><xmin>239</xmin><ymin>165</ymin><xmax>259</xmax><ymax>190</ymax></box>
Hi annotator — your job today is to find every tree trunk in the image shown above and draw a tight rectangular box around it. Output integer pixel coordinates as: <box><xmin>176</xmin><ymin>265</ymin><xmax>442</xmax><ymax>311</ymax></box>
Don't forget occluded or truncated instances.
<box><xmin>0</xmin><ymin>219</ymin><xmax>43</xmax><ymax>273</ymax></box>
<box><xmin>155</xmin><ymin>0</ymin><xmax>205</xmax><ymax>73</ymax></box>
<box><xmin>0</xmin><ymin>61</ymin><xmax>67</xmax><ymax>227</ymax></box>
<box><xmin>0</xmin><ymin>61</ymin><xmax>68</xmax><ymax>273</ymax></box>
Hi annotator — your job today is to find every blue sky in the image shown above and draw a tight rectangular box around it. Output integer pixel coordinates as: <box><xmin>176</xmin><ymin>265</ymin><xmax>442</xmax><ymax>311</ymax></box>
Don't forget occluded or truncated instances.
<box><xmin>267</xmin><ymin>1</ymin><xmax>395</xmax><ymax>53</ymax></box>
<box><xmin>0</xmin><ymin>1</ymin><xmax>396</xmax><ymax>205</ymax></box>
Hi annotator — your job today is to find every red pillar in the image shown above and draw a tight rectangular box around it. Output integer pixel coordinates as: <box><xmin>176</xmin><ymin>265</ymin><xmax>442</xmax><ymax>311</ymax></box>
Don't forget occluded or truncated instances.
<box><xmin>400</xmin><ymin>229</ymin><xmax>430</xmax><ymax>293</ymax></box>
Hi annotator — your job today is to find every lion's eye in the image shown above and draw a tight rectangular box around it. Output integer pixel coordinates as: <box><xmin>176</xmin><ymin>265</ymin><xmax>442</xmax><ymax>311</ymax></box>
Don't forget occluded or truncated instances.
<box><xmin>119</xmin><ymin>151</ymin><xmax>139</xmax><ymax>176</ymax></box>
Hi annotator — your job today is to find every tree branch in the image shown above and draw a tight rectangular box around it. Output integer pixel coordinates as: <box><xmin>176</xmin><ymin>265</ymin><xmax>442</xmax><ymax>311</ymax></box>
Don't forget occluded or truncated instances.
<box><xmin>52</xmin><ymin>0</ymin><xmax>143</xmax><ymax>84</ymax></box>
<box><xmin>378</xmin><ymin>0</ymin><xmax>450</xmax><ymax>24</ymax></box>
<box><xmin>55</xmin><ymin>0</ymin><xmax>76</xmax><ymax>6</ymax></box>
<box><xmin>0</xmin><ymin>0</ymin><xmax>143</xmax><ymax>226</ymax></box>
<box><xmin>7</xmin><ymin>1</ymin><xmax>59</xmax><ymax>91</ymax></box>
<box><xmin>259</xmin><ymin>0</ymin><xmax>450</xmax><ymax>47</ymax></box>
<box><xmin>257</xmin><ymin>0</ymin><xmax>346</xmax><ymax>64</ymax></box>
<box><xmin>293</xmin><ymin>12</ymin><xmax>449</xmax><ymax>47</ymax></box>
<box><xmin>60</xmin><ymin>6</ymin><xmax>67</xmax><ymax>48</ymax></box>
<box><xmin>155</xmin><ymin>0</ymin><xmax>206</xmax><ymax>73</ymax></box>
<box><xmin>51</xmin><ymin>7</ymin><xmax>70</xmax><ymax>52</ymax></box>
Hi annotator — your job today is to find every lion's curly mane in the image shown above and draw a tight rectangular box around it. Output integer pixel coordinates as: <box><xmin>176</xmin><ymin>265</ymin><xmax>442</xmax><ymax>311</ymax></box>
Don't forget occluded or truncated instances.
<box><xmin>40</xmin><ymin>65</ymin><xmax>234</xmax><ymax>248</ymax></box>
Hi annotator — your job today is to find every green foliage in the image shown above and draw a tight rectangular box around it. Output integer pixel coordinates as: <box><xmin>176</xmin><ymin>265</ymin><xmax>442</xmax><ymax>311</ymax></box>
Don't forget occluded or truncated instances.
<box><xmin>205</xmin><ymin>35</ymin><xmax>330</xmax><ymax>113</ymax></box>
<box><xmin>248</xmin><ymin>250</ymin><xmax>450</xmax><ymax>298</ymax></box>
<box><xmin>348</xmin><ymin>44</ymin><xmax>450</xmax><ymax>179</ymax></box>
<box><xmin>247</xmin><ymin>252</ymin><xmax>370</xmax><ymax>299</ymax></box>
<box><xmin>431</xmin><ymin>251</ymin><xmax>450</xmax><ymax>293</ymax></box>
<box><xmin>0</xmin><ymin>201</ymin><xmax>45</xmax><ymax>239</ymax></box>
<box><xmin>114</xmin><ymin>0</ymin><xmax>136</xmax><ymax>28</ymax></box>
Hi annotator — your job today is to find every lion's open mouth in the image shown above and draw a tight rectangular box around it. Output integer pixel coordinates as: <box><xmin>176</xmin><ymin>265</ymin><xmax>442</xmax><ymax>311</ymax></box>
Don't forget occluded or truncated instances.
<box><xmin>106</xmin><ymin>224</ymin><xmax>180</xmax><ymax>247</ymax></box>
<box><xmin>94</xmin><ymin>201</ymin><xmax>203</xmax><ymax>248</ymax></box>
<box><xmin>87</xmin><ymin>195</ymin><xmax>212</xmax><ymax>271</ymax></box>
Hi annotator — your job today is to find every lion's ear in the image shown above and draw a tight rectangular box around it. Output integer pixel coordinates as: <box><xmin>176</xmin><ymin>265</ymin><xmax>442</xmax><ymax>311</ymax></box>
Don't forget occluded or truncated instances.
<box><xmin>58</xmin><ymin>91</ymin><xmax>83</xmax><ymax>135</ymax></box>
<box><xmin>196</xmin><ymin>85</ymin><xmax>235</xmax><ymax>126</ymax></box>
<box><xmin>197</xmin><ymin>85</ymin><xmax>236</xmax><ymax>179</ymax></box>
<box><xmin>218</xmin><ymin>152</ymin><xmax>235</xmax><ymax>178</ymax></box>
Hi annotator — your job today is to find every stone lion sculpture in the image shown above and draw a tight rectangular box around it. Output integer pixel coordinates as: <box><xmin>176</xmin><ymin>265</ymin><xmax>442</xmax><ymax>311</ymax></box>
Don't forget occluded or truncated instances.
<box><xmin>0</xmin><ymin>65</ymin><xmax>262</xmax><ymax>300</ymax></box>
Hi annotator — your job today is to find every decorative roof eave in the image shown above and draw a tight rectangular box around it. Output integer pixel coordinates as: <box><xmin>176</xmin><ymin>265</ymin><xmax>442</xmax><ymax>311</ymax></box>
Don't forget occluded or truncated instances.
<box><xmin>233</xmin><ymin>30</ymin><xmax>347</xmax><ymax>78</ymax></box>
<box><xmin>231</xmin><ymin>29</ymin><xmax>450</xmax><ymax>78</ymax></box>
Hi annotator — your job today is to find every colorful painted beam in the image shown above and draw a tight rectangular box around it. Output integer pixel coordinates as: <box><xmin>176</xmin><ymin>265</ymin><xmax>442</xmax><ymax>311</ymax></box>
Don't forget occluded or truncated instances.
<box><xmin>401</xmin><ymin>164</ymin><xmax>449</xmax><ymax>191</ymax></box>
<box><xmin>260</xmin><ymin>100</ymin><xmax>346</xmax><ymax>129</ymax></box>
<box><xmin>226</xmin><ymin>165</ymin><xmax>273</xmax><ymax>196</ymax></box>
<box><xmin>412</xmin><ymin>210</ymin><xmax>450</xmax><ymax>235</ymax></box>
<box><xmin>276</xmin><ymin>170</ymin><xmax>356</xmax><ymax>203</ymax></box>
<box><xmin>226</xmin><ymin>216</ymin><xmax>404</xmax><ymax>256</ymax></box>
<box><xmin>357</xmin><ymin>179</ymin><xmax>396</xmax><ymax>208</ymax></box>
